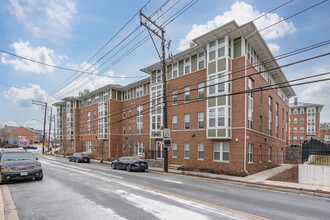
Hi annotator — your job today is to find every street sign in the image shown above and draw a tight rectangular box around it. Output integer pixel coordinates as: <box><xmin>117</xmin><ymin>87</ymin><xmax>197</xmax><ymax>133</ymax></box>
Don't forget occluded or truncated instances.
<box><xmin>164</xmin><ymin>128</ymin><xmax>170</xmax><ymax>138</ymax></box>
<box><xmin>163</xmin><ymin>138</ymin><xmax>171</xmax><ymax>148</ymax></box>
<box><xmin>44</xmin><ymin>142</ymin><xmax>48</xmax><ymax>146</ymax></box>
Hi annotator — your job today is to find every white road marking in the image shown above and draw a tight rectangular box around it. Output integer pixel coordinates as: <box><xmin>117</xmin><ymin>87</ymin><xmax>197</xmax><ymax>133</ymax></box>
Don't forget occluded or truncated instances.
<box><xmin>162</xmin><ymin>179</ymin><xmax>182</xmax><ymax>184</ymax></box>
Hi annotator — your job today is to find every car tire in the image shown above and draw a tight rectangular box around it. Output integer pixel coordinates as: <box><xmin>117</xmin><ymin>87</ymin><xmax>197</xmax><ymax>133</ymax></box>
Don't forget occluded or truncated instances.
<box><xmin>35</xmin><ymin>176</ymin><xmax>43</xmax><ymax>181</ymax></box>
<box><xmin>111</xmin><ymin>163</ymin><xmax>116</xmax><ymax>169</ymax></box>
<box><xmin>69</xmin><ymin>158</ymin><xmax>72</xmax><ymax>162</ymax></box>
<box><xmin>126</xmin><ymin>165</ymin><xmax>131</xmax><ymax>172</ymax></box>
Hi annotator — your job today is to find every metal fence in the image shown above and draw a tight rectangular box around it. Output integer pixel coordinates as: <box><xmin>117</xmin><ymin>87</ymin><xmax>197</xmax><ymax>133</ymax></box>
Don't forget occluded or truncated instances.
<box><xmin>302</xmin><ymin>138</ymin><xmax>330</xmax><ymax>166</ymax></box>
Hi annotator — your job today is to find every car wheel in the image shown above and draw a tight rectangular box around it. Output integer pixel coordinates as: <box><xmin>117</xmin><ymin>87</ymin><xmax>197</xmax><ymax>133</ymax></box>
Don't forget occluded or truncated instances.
<box><xmin>69</xmin><ymin>158</ymin><xmax>72</xmax><ymax>162</ymax></box>
<box><xmin>111</xmin><ymin>163</ymin><xmax>116</xmax><ymax>169</ymax></box>
<box><xmin>35</xmin><ymin>176</ymin><xmax>43</xmax><ymax>181</ymax></box>
<box><xmin>126</xmin><ymin>165</ymin><xmax>131</xmax><ymax>172</ymax></box>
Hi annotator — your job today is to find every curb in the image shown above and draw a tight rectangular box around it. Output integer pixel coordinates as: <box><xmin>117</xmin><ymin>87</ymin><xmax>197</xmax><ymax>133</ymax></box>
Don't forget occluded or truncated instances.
<box><xmin>147</xmin><ymin>168</ymin><xmax>330</xmax><ymax>199</ymax></box>
<box><xmin>0</xmin><ymin>186</ymin><xmax>4</xmax><ymax>220</ymax></box>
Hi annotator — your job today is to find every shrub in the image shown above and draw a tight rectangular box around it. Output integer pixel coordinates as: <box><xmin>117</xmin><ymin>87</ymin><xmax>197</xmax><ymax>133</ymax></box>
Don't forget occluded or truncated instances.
<box><xmin>3</xmin><ymin>144</ymin><xmax>19</xmax><ymax>148</ymax></box>
<box><xmin>290</xmin><ymin>144</ymin><xmax>300</xmax><ymax>148</ymax></box>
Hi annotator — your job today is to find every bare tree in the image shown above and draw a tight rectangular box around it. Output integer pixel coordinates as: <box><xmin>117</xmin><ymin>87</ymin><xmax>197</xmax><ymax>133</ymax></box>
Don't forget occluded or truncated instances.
<box><xmin>97</xmin><ymin>141</ymin><xmax>106</xmax><ymax>162</ymax></box>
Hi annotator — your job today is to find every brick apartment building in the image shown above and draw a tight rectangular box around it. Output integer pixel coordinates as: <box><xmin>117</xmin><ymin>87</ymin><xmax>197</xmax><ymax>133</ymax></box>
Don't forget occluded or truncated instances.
<box><xmin>289</xmin><ymin>97</ymin><xmax>323</xmax><ymax>145</ymax></box>
<box><xmin>320</xmin><ymin>122</ymin><xmax>330</xmax><ymax>143</ymax></box>
<box><xmin>8</xmin><ymin>126</ymin><xmax>43</xmax><ymax>143</ymax></box>
<box><xmin>54</xmin><ymin>21</ymin><xmax>295</xmax><ymax>173</ymax></box>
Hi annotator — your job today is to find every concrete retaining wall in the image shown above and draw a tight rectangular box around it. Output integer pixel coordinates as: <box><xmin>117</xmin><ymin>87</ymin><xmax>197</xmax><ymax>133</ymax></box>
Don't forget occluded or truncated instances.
<box><xmin>299</xmin><ymin>164</ymin><xmax>330</xmax><ymax>186</ymax></box>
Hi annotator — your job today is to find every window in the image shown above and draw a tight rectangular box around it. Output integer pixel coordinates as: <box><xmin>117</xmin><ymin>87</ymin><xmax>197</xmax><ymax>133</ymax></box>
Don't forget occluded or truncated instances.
<box><xmin>213</xmin><ymin>142</ymin><xmax>229</xmax><ymax>161</ymax></box>
<box><xmin>137</xmin><ymin>105</ymin><xmax>142</xmax><ymax>116</ymax></box>
<box><xmin>209</xmin><ymin>109</ymin><xmax>216</xmax><ymax>127</ymax></box>
<box><xmin>123</xmin><ymin>125</ymin><xmax>125</xmax><ymax>134</ymax></box>
<box><xmin>156</xmin><ymin>69</ymin><xmax>162</xmax><ymax>83</ymax></box>
<box><xmin>209</xmin><ymin>41</ymin><xmax>216</xmax><ymax>61</ymax></box>
<box><xmin>198</xmin><ymin>83</ymin><xmax>204</xmax><ymax>100</ymax></box>
<box><xmin>129</xmin><ymin>108</ymin><xmax>131</xmax><ymax>117</ymax></box>
<box><xmin>300</xmin><ymin>108</ymin><xmax>304</xmax><ymax>114</ymax></box>
<box><xmin>152</xmin><ymin>116</ymin><xmax>156</xmax><ymax>130</ymax></box>
<box><xmin>300</xmin><ymin>127</ymin><xmax>304</xmax><ymax>132</ymax></box>
<box><xmin>198</xmin><ymin>112</ymin><xmax>204</xmax><ymax>129</ymax></box>
<box><xmin>218</xmin><ymin>107</ymin><xmax>225</xmax><ymax>127</ymax></box>
<box><xmin>136</xmin><ymin>85</ymin><xmax>143</xmax><ymax>97</ymax></box>
<box><xmin>294</xmin><ymin>118</ymin><xmax>297</xmax><ymax>124</ymax></box>
<box><xmin>268</xmin><ymin>147</ymin><xmax>272</xmax><ymax>162</ymax></box>
<box><xmin>123</xmin><ymin>109</ymin><xmax>126</xmax><ymax>118</ymax></box>
<box><xmin>259</xmin><ymin>116</ymin><xmax>262</xmax><ymax>132</ymax></box>
<box><xmin>94</xmin><ymin>110</ymin><xmax>96</xmax><ymax>119</ymax></box>
<box><xmin>218</xmin><ymin>74</ymin><xmax>225</xmax><ymax>93</ymax></box>
<box><xmin>172</xmin><ymin>142</ymin><xmax>177</xmax><ymax>157</ymax></box>
<box><xmin>123</xmin><ymin>143</ymin><xmax>126</xmax><ymax>152</ymax></box>
<box><xmin>300</xmin><ymin>136</ymin><xmax>304</xmax><ymax>141</ymax></box>
<box><xmin>172</xmin><ymin>115</ymin><xmax>177</xmax><ymax>130</ymax></box>
<box><xmin>248</xmin><ymin>144</ymin><xmax>253</xmax><ymax>163</ymax></box>
<box><xmin>173</xmin><ymin>90</ymin><xmax>177</xmax><ymax>105</ymax></box>
<box><xmin>184</xmin><ymin>87</ymin><xmax>190</xmax><ymax>102</ymax></box>
<box><xmin>294</xmin><ymin>127</ymin><xmax>297</xmax><ymax>133</ymax></box>
<box><xmin>103</xmin><ymin>92</ymin><xmax>109</xmax><ymax>100</ymax></box>
<box><xmin>248</xmin><ymin>78</ymin><xmax>253</xmax><ymax>129</ymax></box>
<box><xmin>218</xmin><ymin>37</ymin><xmax>225</xmax><ymax>58</ymax></box>
<box><xmin>86</xmin><ymin>141</ymin><xmax>92</xmax><ymax>153</ymax></box>
<box><xmin>198</xmin><ymin>143</ymin><xmax>204</xmax><ymax>159</ymax></box>
<box><xmin>184</xmin><ymin>58</ymin><xmax>190</xmax><ymax>74</ymax></box>
<box><xmin>259</xmin><ymin>145</ymin><xmax>262</xmax><ymax>162</ymax></box>
<box><xmin>87</xmin><ymin>99</ymin><xmax>91</xmax><ymax>105</ymax></box>
<box><xmin>293</xmin><ymin>108</ymin><xmax>298</xmax><ymax>114</ymax></box>
<box><xmin>184</xmin><ymin>114</ymin><xmax>190</xmax><ymax>129</ymax></box>
<box><xmin>198</xmin><ymin>52</ymin><xmax>205</xmax><ymax>69</ymax></box>
<box><xmin>300</xmin><ymin>118</ymin><xmax>304</xmax><ymax>123</ymax></box>
<box><xmin>269</xmin><ymin>97</ymin><xmax>272</xmax><ymax>136</ymax></box>
<box><xmin>209</xmin><ymin>76</ymin><xmax>216</xmax><ymax>95</ymax></box>
<box><xmin>294</xmin><ymin>136</ymin><xmax>297</xmax><ymax>142</ymax></box>
<box><xmin>128</xmin><ymin>124</ymin><xmax>131</xmax><ymax>134</ymax></box>
<box><xmin>87</xmin><ymin>112</ymin><xmax>91</xmax><ymax>121</ymax></box>
<box><xmin>95</xmin><ymin>95</ymin><xmax>100</xmax><ymax>103</ymax></box>
<box><xmin>172</xmin><ymin>63</ymin><xmax>178</xmax><ymax>78</ymax></box>
<box><xmin>184</xmin><ymin>142</ymin><xmax>190</xmax><ymax>158</ymax></box>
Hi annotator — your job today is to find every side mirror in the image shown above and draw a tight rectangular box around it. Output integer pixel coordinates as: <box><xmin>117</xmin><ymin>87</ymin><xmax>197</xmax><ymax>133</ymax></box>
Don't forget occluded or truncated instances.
<box><xmin>36</xmin><ymin>157</ymin><xmax>39</xmax><ymax>160</ymax></box>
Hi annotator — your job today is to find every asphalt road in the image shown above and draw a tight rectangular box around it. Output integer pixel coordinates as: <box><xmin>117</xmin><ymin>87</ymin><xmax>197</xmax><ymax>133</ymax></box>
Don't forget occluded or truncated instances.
<box><xmin>5</xmin><ymin>150</ymin><xmax>330</xmax><ymax>220</ymax></box>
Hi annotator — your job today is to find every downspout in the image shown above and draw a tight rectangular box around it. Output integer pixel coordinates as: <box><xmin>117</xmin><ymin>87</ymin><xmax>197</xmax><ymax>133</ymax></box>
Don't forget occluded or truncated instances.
<box><xmin>108</xmin><ymin>98</ymin><xmax>111</xmax><ymax>159</ymax></box>
<box><xmin>244</xmin><ymin>57</ymin><xmax>248</xmax><ymax>174</ymax></box>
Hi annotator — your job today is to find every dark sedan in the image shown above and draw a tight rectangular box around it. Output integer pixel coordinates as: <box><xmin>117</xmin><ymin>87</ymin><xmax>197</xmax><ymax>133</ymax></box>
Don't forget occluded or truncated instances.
<box><xmin>69</xmin><ymin>153</ymin><xmax>90</xmax><ymax>163</ymax></box>
<box><xmin>111</xmin><ymin>156</ymin><xmax>148</xmax><ymax>172</ymax></box>
<box><xmin>0</xmin><ymin>151</ymin><xmax>43</xmax><ymax>184</ymax></box>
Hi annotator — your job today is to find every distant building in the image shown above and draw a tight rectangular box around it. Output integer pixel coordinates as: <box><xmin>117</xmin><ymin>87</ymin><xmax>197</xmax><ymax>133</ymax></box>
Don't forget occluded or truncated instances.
<box><xmin>320</xmin><ymin>122</ymin><xmax>330</xmax><ymax>143</ymax></box>
<box><xmin>289</xmin><ymin>97</ymin><xmax>323</xmax><ymax>145</ymax></box>
<box><xmin>8</xmin><ymin>127</ymin><xmax>43</xmax><ymax>144</ymax></box>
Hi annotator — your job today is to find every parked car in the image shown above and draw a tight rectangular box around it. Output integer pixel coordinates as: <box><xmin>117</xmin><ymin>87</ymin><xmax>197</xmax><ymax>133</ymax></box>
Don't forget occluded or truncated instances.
<box><xmin>69</xmin><ymin>153</ymin><xmax>90</xmax><ymax>163</ymax></box>
<box><xmin>23</xmin><ymin>145</ymin><xmax>37</xmax><ymax>150</ymax></box>
<box><xmin>111</xmin><ymin>156</ymin><xmax>148</xmax><ymax>172</ymax></box>
<box><xmin>0</xmin><ymin>150</ymin><xmax>43</xmax><ymax>184</ymax></box>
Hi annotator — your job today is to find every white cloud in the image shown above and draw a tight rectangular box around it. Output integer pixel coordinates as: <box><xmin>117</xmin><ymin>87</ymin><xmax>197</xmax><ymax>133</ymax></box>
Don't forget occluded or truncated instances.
<box><xmin>1</xmin><ymin>41</ymin><xmax>55</xmax><ymax>73</ymax></box>
<box><xmin>56</xmin><ymin>62</ymin><xmax>116</xmax><ymax>97</ymax></box>
<box><xmin>267</xmin><ymin>43</ymin><xmax>280</xmax><ymax>54</ymax></box>
<box><xmin>7</xmin><ymin>0</ymin><xmax>77</xmax><ymax>38</ymax></box>
<box><xmin>23</xmin><ymin>120</ymin><xmax>43</xmax><ymax>130</ymax></box>
<box><xmin>3</xmin><ymin>83</ymin><xmax>57</xmax><ymax>108</ymax></box>
<box><xmin>1</xmin><ymin>120</ymin><xmax>18</xmax><ymax>127</ymax></box>
<box><xmin>119</xmin><ymin>74</ymin><xmax>126</xmax><ymax>81</ymax></box>
<box><xmin>300</xmin><ymin>77</ymin><xmax>330</xmax><ymax>104</ymax></box>
<box><xmin>178</xmin><ymin>1</ymin><xmax>296</xmax><ymax>51</ymax></box>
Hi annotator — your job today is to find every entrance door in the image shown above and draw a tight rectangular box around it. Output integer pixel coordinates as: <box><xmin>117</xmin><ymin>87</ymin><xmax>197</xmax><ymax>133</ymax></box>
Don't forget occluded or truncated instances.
<box><xmin>134</xmin><ymin>143</ymin><xmax>138</xmax><ymax>156</ymax></box>
<box><xmin>156</xmin><ymin>141</ymin><xmax>164</xmax><ymax>159</ymax></box>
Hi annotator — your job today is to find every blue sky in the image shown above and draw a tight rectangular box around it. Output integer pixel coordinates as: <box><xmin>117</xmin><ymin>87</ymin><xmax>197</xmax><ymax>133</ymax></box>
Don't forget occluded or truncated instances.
<box><xmin>0</xmin><ymin>0</ymin><xmax>329</xmax><ymax>130</ymax></box>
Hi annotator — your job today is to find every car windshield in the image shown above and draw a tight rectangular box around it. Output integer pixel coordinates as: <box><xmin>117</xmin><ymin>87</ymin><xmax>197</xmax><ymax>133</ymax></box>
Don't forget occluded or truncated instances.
<box><xmin>81</xmin><ymin>154</ymin><xmax>88</xmax><ymax>157</ymax></box>
<box><xmin>1</xmin><ymin>152</ymin><xmax>35</xmax><ymax>161</ymax></box>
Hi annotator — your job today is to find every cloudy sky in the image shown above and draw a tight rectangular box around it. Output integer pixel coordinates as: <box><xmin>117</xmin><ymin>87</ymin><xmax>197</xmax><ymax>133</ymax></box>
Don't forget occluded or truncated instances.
<box><xmin>0</xmin><ymin>0</ymin><xmax>329</xmax><ymax>130</ymax></box>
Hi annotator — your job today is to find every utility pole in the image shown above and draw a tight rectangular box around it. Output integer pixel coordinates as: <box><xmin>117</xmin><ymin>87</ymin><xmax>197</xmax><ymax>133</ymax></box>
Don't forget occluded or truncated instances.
<box><xmin>32</xmin><ymin>100</ymin><xmax>47</xmax><ymax>154</ymax></box>
<box><xmin>48</xmin><ymin>108</ymin><xmax>52</xmax><ymax>152</ymax></box>
<box><xmin>54</xmin><ymin>114</ymin><xmax>56</xmax><ymax>144</ymax></box>
<box><xmin>140</xmin><ymin>11</ymin><xmax>168</xmax><ymax>172</ymax></box>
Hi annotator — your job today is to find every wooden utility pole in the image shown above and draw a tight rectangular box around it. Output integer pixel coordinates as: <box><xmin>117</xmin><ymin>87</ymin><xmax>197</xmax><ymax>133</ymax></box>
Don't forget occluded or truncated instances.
<box><xmin>32</xmin><ymin>100</ymin><xmax>47</xmax><ymax>154</ymax></box>
<box><xmin>48</xmin><ymin>108</ymin><xmax>52</xmax><ymax>152</ymax></box>
<box><xmin>140</xmin><ymin>11</ymin><xmax>168</xmax><ymax>172</ymax></box>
